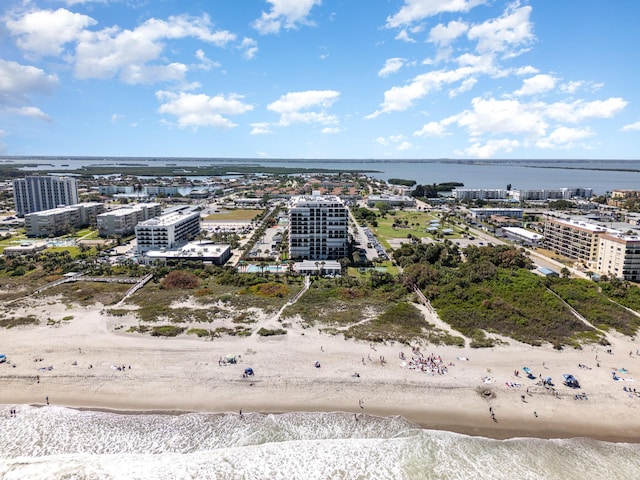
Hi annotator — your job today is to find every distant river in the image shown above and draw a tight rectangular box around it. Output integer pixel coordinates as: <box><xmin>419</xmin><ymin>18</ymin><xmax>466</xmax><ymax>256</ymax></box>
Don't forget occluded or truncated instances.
<box><xmin>5</xmin><ymin>157</ymin><xmax>640</xmax><ymax>195</ymax></box>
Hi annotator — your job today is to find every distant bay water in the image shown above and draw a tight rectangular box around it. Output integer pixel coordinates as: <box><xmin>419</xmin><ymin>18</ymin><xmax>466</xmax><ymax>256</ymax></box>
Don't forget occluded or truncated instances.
<box><xmin>5</xmin><ymin>157</ymin><xmax>640</xmax><ymax>195</ymax></box>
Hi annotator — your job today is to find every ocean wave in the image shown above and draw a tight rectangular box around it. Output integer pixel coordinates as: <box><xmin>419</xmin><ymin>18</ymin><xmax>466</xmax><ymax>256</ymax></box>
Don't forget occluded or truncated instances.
<box><xmin>1</xmin><ymin>406</ymin><xmax>639</xmax><ymax>479</ymax></box>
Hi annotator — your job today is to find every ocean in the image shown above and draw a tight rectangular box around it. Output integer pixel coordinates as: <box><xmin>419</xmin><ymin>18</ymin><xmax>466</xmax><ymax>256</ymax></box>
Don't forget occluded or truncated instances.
<box><xmin>1</xmin><ymin>406</ymin><xmax>639</xmax><ymax>479</ymax></box>
<box><xmin>5</xmin><ymin>157</ymin><xmax>640</xmax><ymax>194</ymax></box>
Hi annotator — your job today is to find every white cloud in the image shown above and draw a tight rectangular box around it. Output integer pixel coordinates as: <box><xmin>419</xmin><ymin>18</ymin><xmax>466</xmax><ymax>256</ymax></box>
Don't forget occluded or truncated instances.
<box><xmin>73</xmin><ymin>14</ymin><xmax>236</xmax><ymax>83</ymax></box>
<box><xmin>251</xmin><ymin>122</ymin><xmax>273</xmax><ymax>135</ymax></box>
<box><xmin>3</xmin><ymin>106</ymin><xmax>51</xmax><ymax>121</ymax></box>
<box><xmin>386</xmin><ymin>0</ymin><xmax>486</xmax><ymax>28</ymax></box>
<box><xmin>0</xmin><ymin>60</ymin><xmax>59</xmax><ymax>98</ymax></box>
<box><xmin>378</xmin><ymin>58</ymin><xmax>406</xmax><ymax>77</ymax></box>
<box><xmin>368</xmin><ymin>66</ymin><xmax>479</xmax><ymax>117</ymax></box>
<box><xmin>6</xmin><ymin>8</ymin><xmax>96</xmax><ymax>57</ymax></box>
<box><xmin>322</xmin><ymin>127</ymin><xmax>341</xmax><ymax>134</ymax></box>
<box><xmin>622</xmin><ymin>121</ymin><xmax>640</xmax><ymax>132</ymax></box>
<box><xmin>194</xmin><ymin>49</ymin><xmax>221</xmax><ymax>71</ymax></box>
<box><xmin>156</xmin><ymin>90</ymin><xmax>253</xmax><ymax>129</ymax></box>
<box><xmin>559</xmin><ymin>80</ymin><xmax>584</xmax><ymax>94</ymax></box>
<box><xmin>448</xmin><ymin>77</ymin><xmax>477</xmax><ymax>97</ymax></box>
<box><xmin>252</xmin><ymin>0</ymin><xmax>321</xmax><ymax>35</ymax></box>
<box><xmin>240</xmin><ymin>38</ymin><xmax>258</xmax><ymax>60</ymax></box>
<box><xmin>467</xmin><ymin>5</ymin><xmax>533</xmax><ymax>57</ymax></box>
<box><xmin>514</xmin><ymin>65</ymin><xmax>539</xmax><ymax>76</ymax></box>
<box><xmin>120</xmin><ymin>63</ymin><xmax>188</xmax><ymax>84</ymax></box>
<box><xmin>514</xmin><ymin>74</ymin><xmax>557</xmax><ymax>96</ymax></box>
<box><xmin>446</xmin><ymin>97</ymin><xmax>548</xmax><ymax>138</ymax></box>
<box><xmin>62</xmin><ymin>0</ymin><xmax>107</xmax><ymax>5</ymax></box>
<box><xmin>374</xmin><ymin>134</ymin><xmax>410</xmax><ymax>150</ymax></box>
<box><xmin>457</xmin><ymin>138</ymin><xmax>520</xmax><ymax>158</ymax></box>
<box><xmin>535</xmin><ymin>126</ymin><xmax>594</xmax><ymax>149</ymax></box>
<box><xmin>414</xmin><ymin>121</ymin><xmax>448</xmax><ymax>137</ymax></box>
<box><xmin>111</xmin><ymin>114</ymin><xmax>123</xmax><ymax>123</ymax></box>
<box><xmin>543</xmin><ymin>97</ymin><xmax>627</xmax><ymax>123</ymax></box>
<box><xmin>428</xmin><ymin>20</ymin><xmax>468</xmax><ymax>47</ymax></box>
<box><xmin>268</xmin><ymin>90</ymin><xmax>340</xmax><ymax>126</ymax></box>
<box><xmin>395</xmin><ymin>29</ymin><xmax>417</xmax><ymax>43</ymax></box>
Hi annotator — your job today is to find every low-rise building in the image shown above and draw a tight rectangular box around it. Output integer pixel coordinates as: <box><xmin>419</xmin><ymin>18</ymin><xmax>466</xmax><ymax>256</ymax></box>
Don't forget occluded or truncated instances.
<box><xmin>502</xmin><ymin>226</ymin><xmax>543</xmax><ymax>246</ymax></box>
<box><xmin>469</xmin><ymin>208</ymin><xmax>523</xmax><ymax>220</ymax></box>
<box><xmin>366</xmin><ymin>194</ymin><xmax>416</xmax><ymax>207</ymax></box>
<box><xmin>97</xmin><ymin>203</ymin><xmax>162</xmax><ymax>237</ymax></box>
<box><xmin>141</xmin><ymin>241</ymin><xmax>231</xmax><ymax>266</ymax></box>
<box><xmin>98</xmin><ymin>185</ymin><xmax>135</xmax><ymax>195</ymax></box>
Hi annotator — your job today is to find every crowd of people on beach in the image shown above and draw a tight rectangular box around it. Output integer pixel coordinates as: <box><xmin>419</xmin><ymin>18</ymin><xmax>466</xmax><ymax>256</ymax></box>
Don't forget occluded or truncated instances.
<box><xmin>404</xmin><ymin>347</ymin><xmax>450</xmax><ymax>375</ymax></box>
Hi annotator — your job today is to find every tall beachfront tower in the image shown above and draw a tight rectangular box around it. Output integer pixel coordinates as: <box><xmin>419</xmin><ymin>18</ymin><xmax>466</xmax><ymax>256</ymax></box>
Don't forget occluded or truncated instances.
<box><xmin>288</xmin><ymin>192</ymin><xmax>349</xmax><ymax>261</ymax></box>
<box><xmin>13</xmin><ymin>175</ymin><xmax>79</xmax><ymax>217</ymax></box>
<box><xmin>135</xmin><ymin>206</ymin><xmax>201</xmax><ymax>254</ymax></box>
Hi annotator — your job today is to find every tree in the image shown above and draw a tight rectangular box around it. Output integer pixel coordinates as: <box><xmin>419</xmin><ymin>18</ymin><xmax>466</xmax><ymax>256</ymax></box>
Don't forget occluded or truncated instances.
<box><xmin>375</xmin><ymin>202</ymin><xmax>392</xmax><ymax>216</ymax></box>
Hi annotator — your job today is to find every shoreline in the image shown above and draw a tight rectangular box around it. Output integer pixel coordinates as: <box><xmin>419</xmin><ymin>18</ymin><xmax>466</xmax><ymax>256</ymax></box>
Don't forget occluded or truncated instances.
<box><xmin>1</xmin><ymin>299</ymin><xmax>639</xmax><ymax>445</ymax></box>
<box><xmin>6</xmin><ymin>401</ymin><xmax>640</xmax><ymax>444</ymax></box>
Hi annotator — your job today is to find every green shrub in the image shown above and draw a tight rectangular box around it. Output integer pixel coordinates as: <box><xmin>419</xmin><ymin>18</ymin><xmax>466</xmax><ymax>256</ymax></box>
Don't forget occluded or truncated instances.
<box><xmin>257</xmin><ymin>327</ymin><xmax>287</xmax><ymax>336</ymax></box>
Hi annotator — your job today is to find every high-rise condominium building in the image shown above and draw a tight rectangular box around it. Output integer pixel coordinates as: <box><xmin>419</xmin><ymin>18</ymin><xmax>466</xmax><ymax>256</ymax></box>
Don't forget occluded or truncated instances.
<box><xmin>288</xmin><ymin>192</ymin><xmax>348</xmax><ymax>261</ymax></box>
<box><xmin>13</xmin><ymin>176</ymin><xmax>79</xmax><ymax>217</ymax></box>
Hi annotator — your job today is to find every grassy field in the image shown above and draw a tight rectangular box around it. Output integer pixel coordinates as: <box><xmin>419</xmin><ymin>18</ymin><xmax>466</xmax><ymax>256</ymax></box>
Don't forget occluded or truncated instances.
<box><xmin>204</xmin><ymin>209</ymin><xmax>264</xmax><ymax>221</ymax></box>
<box><xmin>371</xmin><ymin>211</ymin><xmax>463</xmax><ymax>248</ymax></box>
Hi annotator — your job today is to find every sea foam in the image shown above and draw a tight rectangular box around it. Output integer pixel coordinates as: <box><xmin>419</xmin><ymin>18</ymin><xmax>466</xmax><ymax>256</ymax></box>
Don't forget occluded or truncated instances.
<box><xmin>1</xmin><ymin>405</ymin><xmax>639</xmax><ymax>479</ymax></box>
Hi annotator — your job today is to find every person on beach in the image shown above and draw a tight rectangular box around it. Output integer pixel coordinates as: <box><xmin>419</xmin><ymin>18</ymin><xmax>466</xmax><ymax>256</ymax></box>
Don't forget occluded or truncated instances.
<box><xmin>45</xmin><ymin>396</ymin><xmax>49</xmax><ymax>405</ymax></box>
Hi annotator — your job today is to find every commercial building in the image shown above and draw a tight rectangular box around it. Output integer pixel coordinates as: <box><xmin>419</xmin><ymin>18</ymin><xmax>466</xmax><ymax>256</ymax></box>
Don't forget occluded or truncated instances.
<box><xmin>502</xmin><ymin>227</ymin><xmax>543</xmax><ymax>246</ymax></box>
<box><xmin>97</xmin><ymin>203</ymin><xmax>162</xmax><ymax>237</ymax></box>
<box><xmin>98</xmin><ymin>185</ymin><xmax>135</xmax><ymax>195</ymax></box>
<box><xmin>25</xmin><ymin>202</ymin><xmax>105</xmax><ymax>237</ymax></box>
<box><xmin>597</xmin><ymin>233</ymin><xmax>640</xmax><ymax>281</ymax></box>
<box><xmin>141</xmin><ymin>241</ymin><xmax>231</xmax><ymax>266</ymax></box>
<box><xmin>288</xmin><ymin>192</ymin><xmax>348</xmax><ymax>260</ymax></box>
<box><xmin>13</xmin><ymin>176</ymin><xmax>79</xmax><ymax>217</ymax></box>
<box><xmin>135</xmin><ymin>206</ymin><xmax>201</xmax><ymax>254</ymax></box>
<box><xmin>543</xmin><ymin>216</ymin><xmax>607</xmax><ymax>262</ymax></box>
<box><xmin>366</xmin><ymin>194</ymin><xmax>416</xmax><ymax>207</ymax></box>
<box><xmin>469</xmin><ymin>208</ymin><xmax>523</xmax><ymax>220</ymax></box>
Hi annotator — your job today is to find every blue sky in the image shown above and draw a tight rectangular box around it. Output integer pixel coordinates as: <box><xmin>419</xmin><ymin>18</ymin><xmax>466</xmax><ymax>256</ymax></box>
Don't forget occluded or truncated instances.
<box><xmin>1</xmin><ymin>0</ymin><xmax>639</xmax><ymax>160</ymax></box>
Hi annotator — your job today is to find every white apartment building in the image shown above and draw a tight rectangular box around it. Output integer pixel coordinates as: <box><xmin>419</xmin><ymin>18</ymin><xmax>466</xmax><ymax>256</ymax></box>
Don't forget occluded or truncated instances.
<box><xmin>13</xmin><ymin>176</ymin><xmax>79</xmax><ymax>217</ymax></box>
<box><xmin>452</xmin><ymin>189</ymin><xmax>508</xmax><ymax>201</ymax></box>
<box><xmin>135</xmin><ymin>206</ymin><xmax>201</xmax><ymax>254</ymax></box>
<box><xmin>512</xmin><ymin>187</ymin><xmax>593</xmax><ymax>201</ymax></box>
<box><xmin>97</xmin><ymin>203</ymin><xmax>162</xmax><ymax>237</ymax></box>
<box><xmin>597</xmin><ymin>233</ymin><xmax>640</xmax><ymax>281</ymax></box>
<box><xmin>288</xmin><ymin>192</ymin><xmax>348</xmax><ymax>260</ymax></box>
<box><xmin>25</xmin><ymin>202</ymin><xmax>105</xmax><ymax>237</ymax></box>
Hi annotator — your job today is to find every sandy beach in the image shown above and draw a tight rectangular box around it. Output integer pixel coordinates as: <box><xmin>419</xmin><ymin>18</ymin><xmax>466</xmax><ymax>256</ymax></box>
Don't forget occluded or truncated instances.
<box><xmin>1</xmin><ymin>295</ymin><xmax>640</xmax><ymax>443</ymax></box>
